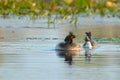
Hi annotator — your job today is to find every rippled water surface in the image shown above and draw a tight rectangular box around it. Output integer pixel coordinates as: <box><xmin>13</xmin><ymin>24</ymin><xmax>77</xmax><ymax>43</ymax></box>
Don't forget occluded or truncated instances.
<box><xmin>0</xmin><ymin>17</ymin><xmax>120</xmax><ymax>80</ymax></box>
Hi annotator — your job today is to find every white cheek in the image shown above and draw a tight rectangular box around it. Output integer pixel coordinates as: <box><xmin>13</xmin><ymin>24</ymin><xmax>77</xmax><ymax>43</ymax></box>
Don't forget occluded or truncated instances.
<box><xmin>87</xmin><ymin>41</ymin><xmax>92</xmax><ymax>49</ymax></box>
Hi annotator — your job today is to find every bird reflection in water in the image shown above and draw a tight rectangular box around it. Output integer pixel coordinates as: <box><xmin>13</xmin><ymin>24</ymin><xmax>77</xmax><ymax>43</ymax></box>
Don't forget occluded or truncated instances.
<box><xmin>84</xmin><ymin>48</ymin><xmax>92</xmax><ymax>63</ymax></box>
<box><xmin>57</xmin><ymin>50</ymin><xmax>80</xmax><ymax>65</ymax></box>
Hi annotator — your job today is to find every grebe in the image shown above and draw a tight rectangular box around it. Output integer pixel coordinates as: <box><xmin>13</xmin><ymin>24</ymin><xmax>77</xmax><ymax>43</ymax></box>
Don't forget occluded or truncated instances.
<box><xmin>83</xmin><ymin>32</ymin><xmax>99</xmax><ymax>49</ymax></box>
<box><xmin>56</xmin><ymin>42</ymin><xmax>83</xmax><ymax>51</ymax></box>
<box><xmin>56</xmin><ymin>32</ymin><xmax>82</xmax><ymax>51</ymax></box>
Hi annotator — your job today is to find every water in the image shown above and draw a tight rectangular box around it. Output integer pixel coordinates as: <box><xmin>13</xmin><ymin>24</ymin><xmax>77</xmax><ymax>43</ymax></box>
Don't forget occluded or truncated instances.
<box><xmin>0</xmin><ymin>16</ymin><xmax>120</xmax><ymax>80</ymax></box>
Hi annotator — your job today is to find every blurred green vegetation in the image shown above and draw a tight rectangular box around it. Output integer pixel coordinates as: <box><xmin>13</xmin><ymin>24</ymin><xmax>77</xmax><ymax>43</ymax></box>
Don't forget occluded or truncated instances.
<box><xmin>0</xmin><ymin>0</ymin><xmax>120</xmax><ymax>23</ymax></box>
<box><xmin>95</xmin><ymin>37</ymin><xmax>120</xmax><ymax>43</ymax></box>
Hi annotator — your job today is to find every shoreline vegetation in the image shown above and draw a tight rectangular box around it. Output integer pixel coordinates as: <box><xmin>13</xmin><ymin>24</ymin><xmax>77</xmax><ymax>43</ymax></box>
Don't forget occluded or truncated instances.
<box><xmin>0</xmin><ymin>0</ymin><xmax>120</xmax><ymax>24</ymax></box>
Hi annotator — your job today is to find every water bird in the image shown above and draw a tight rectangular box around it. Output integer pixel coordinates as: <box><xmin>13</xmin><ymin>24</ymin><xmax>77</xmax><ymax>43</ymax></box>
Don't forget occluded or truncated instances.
<box><xmin>83</xmin><ymin>32</ymin><xmax>99</xmax><ymax>49</ymax></box>
<box><xmin>83</xmin><ymin>32</ymin><xmax>99</xmax><ymax>63</ymax></box>
<box><xmin>56</xmin><ymin>32</ymin><xmax>82</xmax><ymax>51</ymax></box>
<box><xmin>56</xmin><ymin>42</ymin><xmax>82</xmax><ymax>51</ymax></box>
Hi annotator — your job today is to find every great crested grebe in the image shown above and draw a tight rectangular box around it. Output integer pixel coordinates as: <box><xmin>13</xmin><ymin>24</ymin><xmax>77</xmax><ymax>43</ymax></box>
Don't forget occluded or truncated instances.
<box><xmin>56</xmin><ymin>42</ymin><xmax>82</xmax><ymax>51</ymax></box>
<box><xmin>83</xmin><ymin>32</ymin><xmax>99</xmax><ymax>49</ymax></box>
<box><xmin>56</xmin><ymin>32</ymin><xmax>82</xmax><ymax>51</ymax></box>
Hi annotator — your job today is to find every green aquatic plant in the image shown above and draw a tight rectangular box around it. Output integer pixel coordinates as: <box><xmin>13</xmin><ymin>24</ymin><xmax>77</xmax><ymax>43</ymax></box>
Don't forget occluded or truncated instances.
<box><xmin>95</xmin><ymin>37</ymin><xmax>120</xmax><ymax>43</ymax></box>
